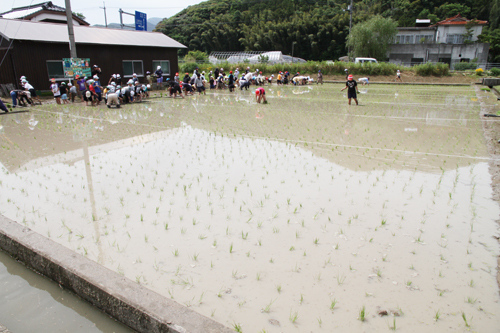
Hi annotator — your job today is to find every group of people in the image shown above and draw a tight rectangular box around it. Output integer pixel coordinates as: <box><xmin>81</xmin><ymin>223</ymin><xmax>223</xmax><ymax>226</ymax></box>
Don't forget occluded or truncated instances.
<box><xmin>45</xmin><ymin>64</ymin><xmax>154</xmax><ymax>108</ymax></box>
<box><xmin>1</xmin><ymin>62</ymin><xmax>406</xmax><ymax>111</ymax></box>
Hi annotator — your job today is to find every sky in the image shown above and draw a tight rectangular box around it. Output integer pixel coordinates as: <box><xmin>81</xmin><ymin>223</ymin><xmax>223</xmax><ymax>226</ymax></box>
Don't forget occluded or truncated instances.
<box><xmin>0</xmin><ymin>0</ymin><xmax>207</xmax><ymax>25</ymax></box>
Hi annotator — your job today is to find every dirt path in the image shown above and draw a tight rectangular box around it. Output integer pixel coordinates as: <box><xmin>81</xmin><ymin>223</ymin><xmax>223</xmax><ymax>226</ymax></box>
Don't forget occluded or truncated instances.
<box><xmin>324</xmin><ymin>72</ymin><xmax>485</xmax><ymax>84</ymax></box>
<box><xmin>476</xmin><ymin>85</ymin><xmax>500</xmax><ymax>290</ymax></box>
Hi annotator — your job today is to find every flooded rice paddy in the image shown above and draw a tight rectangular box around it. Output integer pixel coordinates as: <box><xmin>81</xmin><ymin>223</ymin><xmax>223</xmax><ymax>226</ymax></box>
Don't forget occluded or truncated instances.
<box><xmin>0</xmin><ymin>84</ymin><xmax>499</xmax><ymax>332</ymax></box>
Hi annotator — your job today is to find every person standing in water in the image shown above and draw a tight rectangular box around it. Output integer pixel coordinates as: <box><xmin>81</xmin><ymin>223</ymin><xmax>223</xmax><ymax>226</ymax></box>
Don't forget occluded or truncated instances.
<box><xmin>396</xmin><ymin>70</ymin><xmax>402</xmax><ymax>82</ymax></box>
<box><xmin>340</xmin><ymin>75</ymin><xmax>359</xmax><ymax>105</ymax></box>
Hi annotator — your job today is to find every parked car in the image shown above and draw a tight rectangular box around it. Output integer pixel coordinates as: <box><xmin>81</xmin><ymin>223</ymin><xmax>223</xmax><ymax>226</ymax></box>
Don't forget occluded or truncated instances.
<box><xmin>355</xmin><ymin>57</ymin><xmax>378</xmax><ymax>64</ymax></box>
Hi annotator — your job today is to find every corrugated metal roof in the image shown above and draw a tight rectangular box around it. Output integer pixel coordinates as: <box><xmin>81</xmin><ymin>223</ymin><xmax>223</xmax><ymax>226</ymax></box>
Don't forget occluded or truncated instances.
<box><xmin>0</xmin><ymin>18</ymin><xmax>186</xmax><ymax>48</ymax></box>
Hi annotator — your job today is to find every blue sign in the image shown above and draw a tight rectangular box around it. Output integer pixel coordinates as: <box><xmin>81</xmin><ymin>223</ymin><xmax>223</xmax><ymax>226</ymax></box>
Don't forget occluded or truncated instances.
<box><xmin>135</xmin><ymin>11</ymin><xmax>147</xmax><ymax>31</ymax></box>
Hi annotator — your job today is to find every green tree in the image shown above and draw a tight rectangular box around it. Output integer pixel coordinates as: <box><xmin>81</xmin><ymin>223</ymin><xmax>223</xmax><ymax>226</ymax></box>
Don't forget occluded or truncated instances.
<box><xmin>184</xmin><ymin>50</ymin><xmax>209</xmax><ymax>62</ymax></box>
<box><xmin>73</xmin><ymin>12</ymin><xmax>86</xmax><ymax>20</ymax></box>
<box><xmin>490</xmin><ymin>0</ymin><xmax>500</xmax><ymax>30</ymax></box>
<box><xmin>346</xmin><ymin>16</ymin><xmax>397</xmax><ymax>60</ymax></box>
<box><xmin>463</xmin><ymin>20</ymin><xmax>478</xmax><ymax>44</ymax></box>
<box><xmin>478</xmin><ymin>28</ymin><xmax>500</xmax><ymax>62</ymax></box>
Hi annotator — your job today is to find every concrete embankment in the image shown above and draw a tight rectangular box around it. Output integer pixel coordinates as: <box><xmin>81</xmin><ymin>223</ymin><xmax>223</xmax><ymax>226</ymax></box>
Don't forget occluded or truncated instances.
<box><xmin>0</xmin><ymin>215</ymin><xmax>232</xmax><ymax>333</ymax></box>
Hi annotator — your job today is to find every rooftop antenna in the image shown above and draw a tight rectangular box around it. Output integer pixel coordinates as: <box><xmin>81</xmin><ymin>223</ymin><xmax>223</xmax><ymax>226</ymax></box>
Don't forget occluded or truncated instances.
<box><xmin>100</xmin><ymin>1</ymin><xmax>108</xmax><ymax>28</ymax></box>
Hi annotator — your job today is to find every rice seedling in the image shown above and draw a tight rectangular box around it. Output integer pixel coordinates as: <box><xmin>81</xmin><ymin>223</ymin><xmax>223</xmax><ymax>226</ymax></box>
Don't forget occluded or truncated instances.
<box><xmin>461</xmin><ymin>312</ymin><xmax>471</xmax><ymax>328</ymax></box>
<box><xmin>261</xmin><ymin>298</ymin><xmax>276</xmax><ymax>313</ymax></box>
<box><xmin>330</xmin><ymin>298</ymin><xmax>337</xmax><ymax>310</ymax></box>
<box><xmin>358</xmin><ymin>306</ymin><xmax>366</xmax><ymax>322</ymax></box>
<box><xmin>229</xmin><ymin>243</ymin><xmax>233</xmax><ymax>253</ymax></box>
<box><xmin>466</xmin><ymin>296</ymin><xmax>477</xmax><ymax>304</ymax></box>
<box><xmin>337</xmin><ymin>274</ymin><xmax>346</xmax><ymax>285</ymax></box>
<box><xmin>276</xmin><ymin>284</ymin><xmax>282</xmax><ymax>293</ymax></box>
<box><xmin>232</xmin><ymin>322</ymin><xmax>242</xmax><ymax>333</ymax></box>
<box><xmin>289</xmin><ymin>310</ymin><xmax>299</xmax><ymax>323</ymax></box>
<box><xmin>389</xmin><ymin>318</ymin><xmax>396</xmax><ymax>331</ymax></box>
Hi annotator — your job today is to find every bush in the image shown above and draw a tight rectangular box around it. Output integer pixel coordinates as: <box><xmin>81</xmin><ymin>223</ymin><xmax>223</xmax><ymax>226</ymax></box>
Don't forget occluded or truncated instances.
<box><xmin>475</xmin><ymin>68</ymin><xmax>484</xmax><ymax>76</ymax></box>
<box><xmin>180</xmin><ymin>62</ymin><xmax>199</xmax><ymax>74</ymax></box>
<box><xmin>414</xmin><ymin>62</ymin><xmax>449</xmax><ymax>76</ymax></box>
<box><xmin>194</xmin><ymin>61</ymin><xmax>449</xmax><ymax>77</ymax></box>
<box><xmin>490</xmin><ymin>67</ymin><xmax>500</xmax><ymax>77</ymax></box>
<box><xmin>454</xmin><ymin>62</ymin><xmax>477</xmax><ymax>71</ymax></box>
<box><xmin>184</xmin><ymin>50</ymin><xmax>208</xmax><ymax>62</ymax></box>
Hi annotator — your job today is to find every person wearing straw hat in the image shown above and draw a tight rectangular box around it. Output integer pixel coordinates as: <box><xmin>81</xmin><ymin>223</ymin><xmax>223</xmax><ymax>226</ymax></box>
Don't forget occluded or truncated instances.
<box><xmin>340</xmin><ymin>74</ymin><xmax>359</xmax><ymax>105</ymax></box>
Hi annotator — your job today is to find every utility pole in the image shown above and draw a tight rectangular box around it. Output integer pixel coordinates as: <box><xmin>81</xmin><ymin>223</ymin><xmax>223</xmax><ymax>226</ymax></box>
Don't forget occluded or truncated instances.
<box><xmin>292</xmin><ymin>41</ymin><xmax>296</xmax><ymax>63</ymax></box>
<box><xmin>100</xmin><ymin>1</ymin><xmax>107</xmax><ymax>28</ymax></box>
<box><xmin>348</xmin><ymin>0</ymin><xmax>353</xmax><ymax>61</ymax></box>
<box><xmin>64</xmin><ymin>0</ymin><xmax>77</xmax><ymax>58</ymax></box>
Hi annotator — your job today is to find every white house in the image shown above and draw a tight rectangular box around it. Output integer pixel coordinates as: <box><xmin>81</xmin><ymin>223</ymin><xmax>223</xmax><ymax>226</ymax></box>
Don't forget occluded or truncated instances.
<box><xmin>389</xmin><ymin>14</ymin><xmax>489</xmax><ymax>68</ymax></box>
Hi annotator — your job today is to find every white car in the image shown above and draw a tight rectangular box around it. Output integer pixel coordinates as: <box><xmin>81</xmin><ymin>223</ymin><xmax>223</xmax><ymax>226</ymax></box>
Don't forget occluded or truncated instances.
<box><xmin>355</xmin><ymin>57</ymin><xmax>378</xmax><ymax>64</ymax></box>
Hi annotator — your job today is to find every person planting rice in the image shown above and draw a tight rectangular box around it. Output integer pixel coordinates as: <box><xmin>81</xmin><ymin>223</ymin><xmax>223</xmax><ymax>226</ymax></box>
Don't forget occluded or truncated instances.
<box><xmin>168</xmin><ymin>79</ymin><xmax>184</xmax><ymax>98</ymax></box>
<box><xmin>255</xmin><ymin>87</ymin><xmax>267</xmax><ymax>104</ymax></box>
<box><xmin>239</xmin><ymin>76</ymin><xmax>249</xmax><ymax>90</ymax></box>
<box><xmin>106</xmin><ymin>84</ymin><xmax>120</xmax><ymax>108</ymax></box>
<box><xmin>358</xmin><ymin>77</ymin><xmax>369</xmax><ymax>85</ymax></box>
<box><xmin>22</xmin><ymin>79</ymin><xmax>42</xmax><ymax>104</ymax></box>
<box><xmin>340</xmin><ymin>74</ymin><xmax>359</xmax><ymax>105</ymax></box>
<box><xmin>68</xmin><ymin>83</ymin><xmax>77</xmax><ymax>102</ymax></box>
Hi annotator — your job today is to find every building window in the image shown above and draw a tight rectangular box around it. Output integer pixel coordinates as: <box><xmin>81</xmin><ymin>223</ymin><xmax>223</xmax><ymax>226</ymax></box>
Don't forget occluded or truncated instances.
<box><xmin>446</xmin><ymin>34</ymin><xmax>464</xmax><ymax>44</ymax></box>
<box><xmin>46</xmin><ymin>60</ymin><xmax>65</xmax><ymax>79</ymax></box>
<box><xmin>123</xmin><ymin>60</ymin><xmax>144</xmax><ymax>77</ymax></box>
<box><xmin>395</xmin><ymin>35</ymin><xmax>414</xmax><ymax>44</ymax></box>
<box><xmin>152</xmin><ymin>60</ymin><xmax>171</xmax><ymax>75</ymax></box>
<box><xmin>415</xmin><ymin>35</ymin><xmax>433</xmax><ymax>43</ymax></box>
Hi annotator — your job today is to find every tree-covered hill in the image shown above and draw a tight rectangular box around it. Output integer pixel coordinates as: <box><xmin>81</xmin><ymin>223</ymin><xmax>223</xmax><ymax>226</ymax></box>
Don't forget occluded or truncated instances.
<box><xmin>155</xmin><ymin>0</ymin><xmax>495</xmax><ymax>61</ymax></box>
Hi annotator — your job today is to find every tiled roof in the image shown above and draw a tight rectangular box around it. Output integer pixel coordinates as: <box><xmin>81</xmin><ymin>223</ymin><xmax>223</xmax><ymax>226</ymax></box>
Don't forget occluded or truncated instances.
<box><xmin>0</xmin><ymin>1</ymin><xmax>89</xmax><ymax>25</ymax></box>
<box><xmin>431</xmin><ymin>14</ymin><xmax>488</xmax><ymax>26</ymax></box>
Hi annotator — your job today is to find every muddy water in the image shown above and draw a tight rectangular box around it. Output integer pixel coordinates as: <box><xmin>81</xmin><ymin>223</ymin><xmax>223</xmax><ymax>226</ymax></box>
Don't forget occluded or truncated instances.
<box><xmin>0</xmin><ymin>251</ymin><xmax>132</xmax><ymax>332</ymax></box>
<box><xmin>0</xmin><ymin>85</ymin><xmax>499</xmax><ymax>332</ymax></box>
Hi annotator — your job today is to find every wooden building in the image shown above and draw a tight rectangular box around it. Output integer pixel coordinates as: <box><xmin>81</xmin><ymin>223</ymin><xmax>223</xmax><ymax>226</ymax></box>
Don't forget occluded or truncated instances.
<box><xmin>0</xmin><ymin>18</ymin><xmax>186</xmax><ymax>92</ymax></box>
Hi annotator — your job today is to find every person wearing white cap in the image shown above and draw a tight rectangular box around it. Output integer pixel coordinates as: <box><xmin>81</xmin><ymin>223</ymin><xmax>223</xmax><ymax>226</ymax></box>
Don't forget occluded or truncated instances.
<box><xmin>108</xmin><ymin>74</ymin><xmax>117</xmax><ymax>85</ymax></box>
<box><xmin>106</xmin><ymin>84</ymin><xmax>120</xmax><ymax>109</ymax></box>
<box><xmin>68</xmin><ymin>82</ymin><xmax>77</xmax><ymax>102</ymax></box>
<box><xmin>22</xmin><ymin>79</ymin><xmax>42</xmax><ymax>104</ymax></box>
<box><xmin>155</xmin><ymin>66</ymin><xmax>163</xmax><ymax>90</ymax></box>
<box><xmin>132</xmin><ymin>73</ymin><xmax>138</xmax><ymax>85</ymax></box>
<box><xmin>93</xmin><ymin>74</ymin><xmax>101</xmax><ymax>87</ymax></box>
